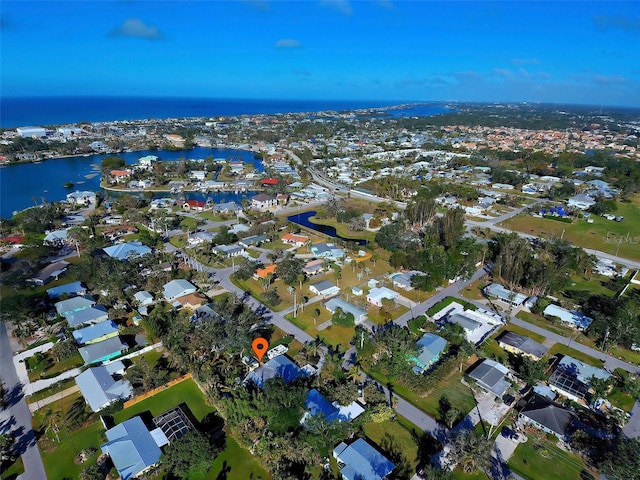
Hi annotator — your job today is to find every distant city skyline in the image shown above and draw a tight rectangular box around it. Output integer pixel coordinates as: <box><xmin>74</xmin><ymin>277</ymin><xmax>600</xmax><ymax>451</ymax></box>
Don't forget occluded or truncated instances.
<box><xmin>1</xmin><ymin>1</ymin><xmax>639</xmax><ymax>108</ymax></box>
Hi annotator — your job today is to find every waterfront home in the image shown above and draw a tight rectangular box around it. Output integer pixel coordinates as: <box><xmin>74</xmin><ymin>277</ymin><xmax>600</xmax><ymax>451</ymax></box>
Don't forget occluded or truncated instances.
<box><xmin>29</xmin><ymin>261</ymin><xmax>70</xmax><ymax>287</ymax></box>
<box><xmin>65</xmin><ymin>190</ymin><xmax>96</xmax><ymax>206</ymax></box>
<box><xmin>79</xmin><ymin>336</ymin><xmax>128</xmax><ymax>364</ymax></box>
<box><xmin>16</xmin><ymin>126</ymin><xmax>47</xmax><ymax>137</ymax></box>
<box><xmin>309</xmin><ymin>280</ymin><xmax>340</xmax><ymax>298</ymax></box>
<box><xmin>72</xmin><ymin>320</ymin><xmax>119</xmax><ymax>345</ymax></box>
<box><xmin>163</xmin><ymin>279</ymin><xmax>197</xmax><ymax>302</ymax></box>
<box><xmin>333</xmin><ymin>438</ymin><xmax>395</xmax><ymax>480</ymax></box>
<box><xmin>190</xmin><ymin>170</ymin><xmax>207</xmax><ymax>181</ymax></box>
<box><xmin>282</xmin><ymin>233</ymin><xmax>310</xmax><ymax>248</ymax></box>
<box><xmin>109</xmin><ymin>169</ymin><xmax>131</xmax><ymax>183</ymax></box>
<box><xmin>324</xmin><ymin>298</ymin><xmax>367</xmax><ymax>325</ymax></box>
<box><xmin>75</xmin><ymin>361</ymin><xmax>132</xmax><ymax>412</ymax></box>
<box><xmin>467</xmin><ymin>359</ymin><xmax>511</xmax><ymax>397</ymax></box>
<box><xmin>89</xmin><ymin>141</ymin><xmax>109</xmax><ymax>153</ymax></box>
<box><xmin>366</xmin><ymin>287</ymin><xmax>399</xmax><ymax>307</ymax></box>
<box><xmin>518</xmin><ymin>394</ymin><xmax>575</xmax><ymax>441</ymax></box>
<box><xmin>183</xmin><ymin>200</ymin><xmax>206</xmax><ymax>212</ymax></box>
<box><xmin>101</xmin><ymin>416</ymin><xmax>164</xmax><ymax>480</ymax></box>
<box><xmin>409</xmin><ymin>333</ymin><xmax>448</xmax><ymax>374</ymax></box>
<box><xmin>310</xmin><ymin>242</ymin><xmax>344</xmax><ymax>259</ymax></box>
<box><xmin>138</xmin><ymin>155</ymin><xmax>158</xmax><ymax>168</ymax></box>
<box><xmin>251</xmin><ymin>193</ymin><xmax>277</xmax><ymax>211</ymax></box>
<box><xmin>498</xmin><ymin>331</ymin><xmax>548</xmax><ymax>361</ymax></box>
<box><xmin>128</xmin><ymin>179</ymin><xmax>153</xmax><ymax>189</ymax></box>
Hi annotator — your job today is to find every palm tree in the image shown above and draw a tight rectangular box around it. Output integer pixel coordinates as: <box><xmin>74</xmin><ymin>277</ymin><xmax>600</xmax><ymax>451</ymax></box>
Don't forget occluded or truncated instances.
<box><xmin>44</xmin><ymin>408</ymin><xmax>62</xmax><ymax>443</ymax></box>
<box><xmin>449</xmin><ymin>430</ymin><xmax>492</xmax><ymax>474</ymax></box>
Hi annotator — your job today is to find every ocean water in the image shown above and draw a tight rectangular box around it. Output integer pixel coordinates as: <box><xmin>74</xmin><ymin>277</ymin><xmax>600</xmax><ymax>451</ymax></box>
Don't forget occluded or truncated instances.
<box><xmin>0</xmin><ymin>96</ymin><xmax>407</xmax><ymax>128</ymax></box>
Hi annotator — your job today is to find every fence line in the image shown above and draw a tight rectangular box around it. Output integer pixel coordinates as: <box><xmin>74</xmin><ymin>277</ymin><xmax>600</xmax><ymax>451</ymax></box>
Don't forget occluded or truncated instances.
<box><xmin>122</xmin><ymin>373</ymin><xmax>192</xmax><ymax>408</ymax></box>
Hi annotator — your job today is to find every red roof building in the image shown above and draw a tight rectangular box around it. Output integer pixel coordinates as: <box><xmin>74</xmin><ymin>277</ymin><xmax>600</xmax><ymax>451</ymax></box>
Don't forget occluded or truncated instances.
<box><xmin>261</xmin><ymin>178</ymin><xmax>279</xmax><ymax>186</ymax></box>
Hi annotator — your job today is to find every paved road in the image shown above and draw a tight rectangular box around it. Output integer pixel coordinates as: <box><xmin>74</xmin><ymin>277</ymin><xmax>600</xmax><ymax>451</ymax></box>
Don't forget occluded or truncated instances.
<box><xmin>394</xmin><ymin>266</ymin><xmax>489</xmax><ymax>327</ymax></box>
<box><xmin>0</xmin><ymin>322</ymin><xmax>47</xmax><ymax>480</ymax></box>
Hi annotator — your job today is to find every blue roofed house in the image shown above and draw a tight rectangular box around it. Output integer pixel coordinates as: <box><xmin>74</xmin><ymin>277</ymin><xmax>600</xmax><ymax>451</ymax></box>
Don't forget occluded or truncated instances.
<box><xmin>409</xmin><ymin>334</ymin><xmax>448</xmax><ymax>374</ymax></box>
<box><xmin>46</xmin><ymin>280</ymin><xmax>86</xmax><ymax>299</ymax></box>
<box><xmin>246</xmin><ymin>356</ymin><xmax>306</xmax><ymax>389</ymax></box>
<box><xmin>75</xmin><ymin>361</ymin><xmax>132</xmax><ymax>412</ymax></box>
<box><xmin>65</xmin><ymin>305</ymin><xmax>109</xmax><ymax>328</ymax></box>
<box><xmin>543</xmin><ymin>304</ymin><xmax>593</xmax><ymax>331</ymax></box>
<box><xmin>103</xmin><ymin>241</ymin><xmax>152</xmax><ymax>261</ymax></box>
<box><xmin>55</xmin><ymin>297</ymin><xmax>96</xmax><ymax>317</ymax></box>
<box><xmin>79</xmin><ymin>336</ymin><xmax>128</xmax><ymax>365</ymax></box>
<box><xmin>72</xmin><ymin>320</ymin><xmax>119</xmax><ymax>345</ymax></box>
<box><xmin>324</xmin><ymin>298</ymin><xmax>368</xmax><ymax>325</ymax></box>
<box><xmin>303</xmin><ymin>389</ymin><xmax>340</xmax><ymax>423</ymax></box>
<box><xmin>163</xmin><ymin>279</ymin><xmax>197</xmax><ymax>302</ymax></box>
<box><xmin>101</xmin><ymin>416</ymin><xmax>166</xmax><ymax>480</ymax></box>
<box><xmin>333</xmin><ymin>438</ymin><xmax>395</xmax><ymax>480</ymax></box>
<box><xmin>311</xmin><ymin>242</ymin><xmax>345</xmax><ymax>259</ymax></box>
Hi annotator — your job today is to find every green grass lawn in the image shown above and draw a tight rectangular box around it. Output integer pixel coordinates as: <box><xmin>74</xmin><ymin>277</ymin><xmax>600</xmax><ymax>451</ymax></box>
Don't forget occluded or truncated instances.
<box><xmin>26</xmin><ymin>378</ymin><xmax>76</xmax><ymax>404</ymax></box>
<box><xmin>114</xmin><ymin>378</ymin><xmax>215</xmax><ymax>424</ymax></box>
<box><xmin>40</xmin><ymin>422</ymin><xmax>104</xmax><ymax>480</ymax></box>
<box><xmin>608</xmin><ymin>388</ymin><xmax>637</xmax><ymax>412</ymax></box>
<box><xmin>508</xmin><ymin>430</ymin><xmax>594</xmax><ymax>480</ymax></box>
<box><xmin>427</xmin><ymin>297</ymin><xmax>477</xmax><ymax>316</ymax></box>
<box><xmin>546</xmin><ymin>344</ymin><xmax>604</xmax><ymax>368</ymax></box>
<box><xmin>307</xmin><ymin>215</ymin><xmax>377</xmax><ymax>243</ymax></box>
<box><xmin>364</xmin><ymin>419</ymin><xmax>420</xmax><ymax>470</ymax></box>
<box><xmin>206</xmin><ymin>436</ymin><xmax>270</xmax><ymax>480</ymax></box>
<box><xmin>504</xmin><ymin>323</ymin><xmax>547</xmax><ymax>344</ymax></box>
<box><xmin>499</xmin><ymin>195</ymin><xmax>640</xmax><ymax>261</ymax></box>
<box><xmin>609</xmin><ymin>344</ymin><xmax>640</xmax><ymax>366</ymax></box>
<box><xmin>1</xmin><ymin>456</ymin><xmax>24</xmax><ymax>480</ymax></box>
<box><xmin>28</xmin><ymin>351</ymin><xmax>83</xmax><ymax>382</ymax></box>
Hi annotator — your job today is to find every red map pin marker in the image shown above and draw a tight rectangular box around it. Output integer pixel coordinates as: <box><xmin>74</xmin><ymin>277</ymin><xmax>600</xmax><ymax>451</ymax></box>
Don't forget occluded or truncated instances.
<box><xmin>252</xmin><ymin>337</ymin><xmax>269</xmax><ymax>363</ymax></box>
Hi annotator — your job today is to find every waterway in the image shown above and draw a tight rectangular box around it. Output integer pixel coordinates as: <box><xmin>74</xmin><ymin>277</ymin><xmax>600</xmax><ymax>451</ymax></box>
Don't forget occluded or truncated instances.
<box><xmin>0</xmin><ymin>147</ymin><xmax>262</xmax><ymax>218</ymax></box>
<box><xmin>287</xmin><ymin>210</ymin><xmax>367</xmax><ymax>246</ymax></box>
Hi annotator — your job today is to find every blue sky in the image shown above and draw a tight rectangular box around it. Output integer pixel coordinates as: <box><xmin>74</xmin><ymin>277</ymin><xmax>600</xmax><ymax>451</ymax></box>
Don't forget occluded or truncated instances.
<box><xmin>1</xmin><ymin>1</ymin><xmax>639</xmax><ymax>107</ymax></box>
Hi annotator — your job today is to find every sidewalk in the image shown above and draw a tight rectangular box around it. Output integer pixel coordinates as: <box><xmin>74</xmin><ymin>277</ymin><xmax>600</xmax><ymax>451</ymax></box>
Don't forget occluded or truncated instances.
<box><xmin>28</xmin><ymin>385</ymin><xmax>80</xmax><ymax>413</ymax></box>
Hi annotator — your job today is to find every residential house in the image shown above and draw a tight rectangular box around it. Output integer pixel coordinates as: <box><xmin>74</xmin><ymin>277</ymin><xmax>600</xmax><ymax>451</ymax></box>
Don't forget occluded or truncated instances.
<box><xmin>282</xmin><ymin>233</ymin><xmax>310</xmax><ymax>248</ymax></box>
<box><xmin>301</xmin><ymin>389</ymin><xmax>364</xmax><ymax>425</ymax></box>
<box><xmin>103</xmin><ymin>242</ymin><xmax>152</xmax><ymax>261</ymax></box>
<box><xmin>213</xmin><ymin>244</ymin><xmax>245</xmax><ymax>257</ymax></box>
<box><xmin>239</xmin><ymin>234</ymin><xmax>268</xmax><ymax>248</ymax></box>
<box><xmin>253</xmin><ymin>264</ymin><xmax>277</xmax><ymax>280</ymax></box>
<box><xmin>548</xmin><ymin>355</ymin><xmax>611</xmax><ymax>403</ymax></box>
<box><xmin>46</xmin><ymin>280</ymin><xmax>85</xmax><ymax>299</ymax></box>
<box><xmin>518</xmin><ymin>394</ymin><xmax>576</xmax><ymax>441</ymax></box>
<box><xmin>133</xmin><ymin>291</ymin><xmax>154</xmax><ymax>307</ymax></box>
<box><xmin>75</xmin><ymin>361</ymin><xmax>132</xmax><ymax>412</ymax></box>
<box><xmin>310</xmin><ymin>242</ymin><xmax>344</xmax><ymax>259</ymax></box>
<box><xmin>212</xmin><ymin>202</ymin><xmax>239</xmax><ymax>214</ymax></box>
<box><xmin>390</xmin><ymin>271</ymin><xmax>420</xmax><ymax>291</ymax></box>
<box><xmin>109</xmin><ymin>170</ymin><xmax>131</xmax><ymax>183</ymax></box>
<box><xmin>228</xmin><ymin>223</ymin><xmax>250</xmax><ymax>235</ymax></box>
<box><xmin>324</xmin><ymin>298</ymin><xmax>367</xmax><ymax>325</ymax></box>
<box><xmin>182</xmin><ymin>200</ymin><xmax>206</xmax><ymax>212</ymax></box>
<box><xmin>65</xmin><ymin>305</ymin><xmax>109</xmax><ymax>328</ymax></box>
<box><xmin>366</xmin><ymin>287</ymin><xmax>399</xmax><ymax>307</ymax></box>
<box><xmin>65</xmin><ymin>190</ymin><xmax>96</xmax><ymax>206</ymax></box>
<box><xmin>309</xmin><ymin>280</ymin><xmax>340</xmax><ymax>297</ymax></box>
<box><xmin>174</xmin><ymin>292</ymin><xmax>207</xmax><ymax>310</ymax></box>
<box><xmin>43</xmin><ymin>228</ymin><xmax>70</xmax><ymax>247</ymax></box>
<box><xmin>251</xmin><ymin>193</ymin><xmax>277</xmax><ymax>211</ymax></box>
<box><xmin>246</xmin><ymin>356</ymin><xmax>306</xmax><ymax>389</ymax></box>
<box><xmin>101</xmin><ymin>416</ymin><xmax>165</xmax><ymax>480</ymax></box>
<box><xmin>543</xmin><ymin>304</ymin><xmax>593</xmax><ymax>330</ymax></box>
<box><xmin>163</xmin><ymin>279</ymin><xmax>197</xmax><ymax>302</ymax></box>
<box><xmin>333</xmin><ymin>438</ymin><xmax>395</xmax><ymax>480</ymax></box>
<box><xmin>467</xmin><ymin>359</ymin><xmax>511</xmax><ymax>397</ymax></box>
<box><xmin>72</xmin><ymin>320</ymin><xmax>119</xmax><ymax>345</ymax></box>
<box><xmin>498</xmin><ymin>331</ymin><xmax>548</xmax><ymax>360</ymax></box>
<box><xmin>78</xmin><ymin>336</ymin><xmax>128</xmax><ymax>364</ymax></box>
<box><xmin>303</xmin><ymin>259</ymin><xmax>325</xmax><ymax>276</ymax></box>
<box><xmin>29</xmin><ymin>261</ymin><xmax>70</xmax><ymax>286</ymax></box>
<box><xmin>55</xmin><ymin>297</ymin><xmax>96</xmax><ymax>317</ymax></box>
<box><xmin>187</xmin><ymin>231</ymin><xmax>215</xmax><ymax>246</ymax></box>
<box><xmin>567</xmin><ymin>194</ymin><xmax>596</xmax><ymax>210</ymax></box>
<box><xmin>409</xmin><ymin>334</ymin><xmax>448</xmax><ymax>374</ymax></box>
<box><xmin>484</xmin><ymin>283</ymin><xmax>528</xmax><ymax>306</ymax></box>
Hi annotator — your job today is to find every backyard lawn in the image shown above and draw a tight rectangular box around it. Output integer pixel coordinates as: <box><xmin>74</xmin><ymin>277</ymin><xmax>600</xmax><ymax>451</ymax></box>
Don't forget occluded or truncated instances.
<box><xmin>114</xmin><ymin>378</ymin><xmax>214</xmax><ymax>424</ymax></box>
<box><xmin>508</xmin><ymin>430</ymin><xmax>594</xmax><ymax>480</ymax></box>
<box><xmin>546</xmin><ymin>344</ymin><xmax>604</xmax><ymax>368</ymax></box>
<box><xmin>206</xmin><ymin>436</ymin><xmax>270</xmax><ymax>480</ymax></box>
<box><xmin>364</xmin><ymin>419</ymin><xmax>420</xmax><ymax>470</ymax></box>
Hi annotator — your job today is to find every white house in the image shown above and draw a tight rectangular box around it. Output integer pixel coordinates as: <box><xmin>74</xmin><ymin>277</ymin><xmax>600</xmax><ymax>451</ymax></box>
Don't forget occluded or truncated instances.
<box><xmin>567</xmin><ymin>194</ymin><xmax>596</xmax><ymax>210</ymax></box>
<box><xmin>309</xmin><ymin>280</ymin><xmax>340</xmax><ymax>298</ymax></box>
<box><xmin>163</xmin><ymin>279</ymin><xmax>197</xmax><ymax>302</ymax></box>
<box><xmin>66</xmin><ymin>191</ymin><xmax>97</xmax><ymax>206</ymax></box>
<box><xmin>366</xmin><ymin>287</ymin><xmax>399</xmax><ymax>307</ymax></box>
<box><xmin>251</xmin><ymin>194</ymin><xmax>277</xmax><ymax>211</ymax></box>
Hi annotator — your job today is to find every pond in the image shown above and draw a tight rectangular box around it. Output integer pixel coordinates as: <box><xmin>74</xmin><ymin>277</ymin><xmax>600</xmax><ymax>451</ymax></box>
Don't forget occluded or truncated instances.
<box><xmin>287</xmin><ymin>210</ymin><xmax>368</xmax><ymax>246</ymax></box>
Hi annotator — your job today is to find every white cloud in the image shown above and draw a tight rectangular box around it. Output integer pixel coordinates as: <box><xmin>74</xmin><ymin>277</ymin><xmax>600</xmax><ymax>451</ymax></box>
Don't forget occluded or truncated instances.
<box><xmin>110</xmin><ymin>18</ymin><xmax>164</xmax><ymax>40</ymax></box>
<box><xmin>275</xmin><ymin>38</ymin><xmax>301</xmax><ymax>48</ymax></box>
<box><xmin>320</xmin><ymin>0</ymin><xmax>353</xmax><ymax>16</ymax></box>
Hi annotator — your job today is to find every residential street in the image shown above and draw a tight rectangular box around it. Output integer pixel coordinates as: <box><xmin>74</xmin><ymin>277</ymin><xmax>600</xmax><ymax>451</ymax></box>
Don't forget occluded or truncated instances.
<box><xmin>0</xmin><ymin>322</ymin><xmax>47</xmax><ymax>480</ymax></box>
